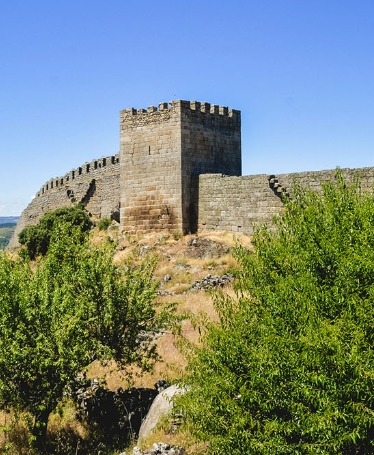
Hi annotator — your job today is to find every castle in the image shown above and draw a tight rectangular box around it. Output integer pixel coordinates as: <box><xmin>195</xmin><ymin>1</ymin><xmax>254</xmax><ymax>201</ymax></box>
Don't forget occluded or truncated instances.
<box><xmin>8</xmin><ymin>100</ymin><xmax>374</xmax><ymax>247</ymax></box>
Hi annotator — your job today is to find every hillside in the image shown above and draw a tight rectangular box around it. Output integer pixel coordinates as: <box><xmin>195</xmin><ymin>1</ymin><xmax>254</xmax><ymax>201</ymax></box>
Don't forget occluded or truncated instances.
<box><xmin>87</xmin><ymin>227</ymin><xmax>252</xmax><ymax>389</ymax></box>
<box><xmin>4</xmin><ymin>174</ymin><xmax>374</xmax><ymax>454</ymax></box>
<box><xmin>0</xmin><ymin>226</ymin><xmax>252</xmax><ymax>454</ymax></box>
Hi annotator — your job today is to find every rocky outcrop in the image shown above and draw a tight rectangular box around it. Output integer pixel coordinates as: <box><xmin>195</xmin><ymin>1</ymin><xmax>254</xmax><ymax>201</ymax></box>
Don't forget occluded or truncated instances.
<box><xmin>186</xmin><ymin>237</ymin><xmax>230</xmax><ymax>258</ymax></box>
<box><xmin>137</xmin><ymin>385</ymin><xmax>185</xmax><ymax>443</ymax></box>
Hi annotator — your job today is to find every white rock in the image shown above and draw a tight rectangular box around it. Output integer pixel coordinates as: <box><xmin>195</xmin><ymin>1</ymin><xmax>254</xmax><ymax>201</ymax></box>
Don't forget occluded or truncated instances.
<box><xmin>137</xmin><ymin>385</ymin><xmax>185</xmax><ymax>442</ymax></box>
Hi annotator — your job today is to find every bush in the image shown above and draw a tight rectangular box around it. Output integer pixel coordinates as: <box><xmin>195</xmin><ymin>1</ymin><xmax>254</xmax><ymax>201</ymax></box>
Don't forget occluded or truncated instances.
<box><xmin>181</xmin><ymin>171</ymin><xmax>374</xmax><ymax>454</ymax></box>
<box><xmin>18</xmin><ymin>205</ymin><xmax>93</xmax><ymax>259</ymax></box>
<box><xmin>0</xmin><ymin>222</ymin><xmax>163</xmax><ymax>451</ymax></box>
<box><xmin>97</xmin><ymin>217</ymin><xmax>112</xmax><ymax>231</ymax></box>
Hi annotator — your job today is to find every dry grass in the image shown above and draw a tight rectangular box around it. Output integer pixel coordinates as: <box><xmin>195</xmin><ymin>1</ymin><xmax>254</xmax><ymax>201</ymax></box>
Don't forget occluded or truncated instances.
<box><xmin>0</xmin><ymin>411</ymin><xmax>30</xmax><ymax>454</ymax></box>
<box><xmin>48</xmin><ymin>400</ymin><xmax>88</xmax><ymax>440</ymax></box>
<box><xmin>80</xmin><ymin>231</ymin><xmax>235</xmax><ymax>451</ymax></box>
<box><xmin>84</xmin><ymin>289</ymin><xmax>220</xmax><ymax>391</ymax></box>
<box><xmin>83</xmin><ymin>230</ymin><xmax>247</xmax><ymax>452</ymax></box>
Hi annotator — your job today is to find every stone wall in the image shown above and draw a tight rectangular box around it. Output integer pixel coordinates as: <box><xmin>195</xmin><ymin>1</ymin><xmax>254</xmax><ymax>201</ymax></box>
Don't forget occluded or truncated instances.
<box><xmin>198</xmin><ymin>173</ymin><xmax>284</xmax><ymax>234</ymax></box>
<box><xmin>276</xmin><ymin>167</ymin><xmax>374</xmax><ymax>192</ymax></box>
<box><xmin>198</xmin><ymin>167</ymin><xmax>374</xmax><ymax>235</ymax></box>
<box><xmin>10</xmin><ymin>159</ymin><xmax>374</xmax><ymax>249</ymax></box>
<box><xmin>8</xmin><ymin>155</ymin><xmax>119</xmax><ymax>248</ymax></box>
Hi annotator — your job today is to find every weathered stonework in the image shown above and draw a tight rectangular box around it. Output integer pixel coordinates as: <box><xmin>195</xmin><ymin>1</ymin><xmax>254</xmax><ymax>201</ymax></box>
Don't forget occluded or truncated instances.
<box><xmin>8</xmin><ymin>155</ymin><xmax>119</xmax><ymax>248</ymax></box>
<box><xmin>120</xmin><ymin>100</ymin><xmax>241</xmax><ymax>234</ymax></box>
<box><xmin>197</xmin><ymin>167</ymin><xmax>374</xmax><ymax>235</ymax></box>
<box><xmin>8</xmin><ymin>99</ymin><xmax>374</xmax><ymax>247</ymax></box>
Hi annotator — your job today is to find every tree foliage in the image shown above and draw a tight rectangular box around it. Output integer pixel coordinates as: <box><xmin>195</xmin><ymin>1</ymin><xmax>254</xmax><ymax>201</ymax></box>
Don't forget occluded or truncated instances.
<box><xmin>0</xmin><ymin>222</ymin><xmax>162</xmax><ymax>451</ymax></box>
<box><xmin>18</xmin><ymin>205</ymin><xmax>93</xmax><ymax>259</ymax></box>
<box><xmin>181</xmin><ymin>172</ymin><xmax>374</xmax><ymax>454</ymax></box>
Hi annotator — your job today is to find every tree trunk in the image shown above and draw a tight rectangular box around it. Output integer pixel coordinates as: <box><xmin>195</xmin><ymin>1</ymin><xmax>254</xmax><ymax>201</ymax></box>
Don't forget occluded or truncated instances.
<box><xmin>31</xmin><ymin>408</ymin><xmax>50</xmax><ymax>453</ymax></box>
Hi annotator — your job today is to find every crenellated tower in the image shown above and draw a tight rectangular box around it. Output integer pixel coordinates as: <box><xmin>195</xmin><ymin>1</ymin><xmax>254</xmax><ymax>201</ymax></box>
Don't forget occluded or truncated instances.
<box><xmin>120</xmin><ymin>100</ymin><xmax>241</xmax><ymax>234</ymax></box>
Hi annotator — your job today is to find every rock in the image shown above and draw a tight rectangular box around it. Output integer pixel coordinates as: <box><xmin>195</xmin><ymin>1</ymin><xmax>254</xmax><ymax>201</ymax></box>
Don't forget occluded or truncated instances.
<box><xmin>137</xmin><ymin>385</ymin><xmax>184</xmax><ymax>442</ymax></box>
<box><xmin>186</xmin><ymin>238</ymin><xmax>230</xmax><ymax>259</ymax></box>
<box><xmin>132</xmin><ymin>442</ymin><xmax>185</xmax><ymax>455</ymax></box>
<box><xmin>191</xmin><ymin>273</ymin><xmax>234</xmax><ymax>291</ymax></box>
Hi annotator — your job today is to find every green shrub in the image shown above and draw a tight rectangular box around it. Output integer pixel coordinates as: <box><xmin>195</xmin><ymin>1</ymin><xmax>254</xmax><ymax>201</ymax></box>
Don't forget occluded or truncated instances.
<box><xmin>18</xmin><ymin>205</ymin><xmax>93</xmax><ymax>259</ymax></box>
<box><xmin>97</xmin><ymin>217</ymin><xmax>112</xmax><ymax>231</ymax></box>
<box><xmin>181</xmin><ymin>171</ymin><xmax>374</xmax><ymax>454</ymax></box>
<box><xmin>0</xmin><ymin>222</ymin><xmax>163</xmax><ymax>451</ymax></box>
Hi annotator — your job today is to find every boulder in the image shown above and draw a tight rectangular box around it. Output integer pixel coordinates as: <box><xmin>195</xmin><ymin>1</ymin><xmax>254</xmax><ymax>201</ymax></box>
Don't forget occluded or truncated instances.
<box><xmin>138</xmin><ymin>385</ymin><xmax>184</xmax><ymax>442</ymax></box>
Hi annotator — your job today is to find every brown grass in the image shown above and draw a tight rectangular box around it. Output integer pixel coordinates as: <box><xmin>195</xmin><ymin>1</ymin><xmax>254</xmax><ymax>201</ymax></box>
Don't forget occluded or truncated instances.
<box><xmin>48</xmin><ymin>400</ymin><xmax>88</xmax><ymax>440</ymax></box>
<box><xmin>0</xmin><ymin>411</ymin><xmax>30</xmax><ymax>454</ymax></box>
<box><xmin>84</xmin><ymin>288</ymin><xmax>220</xmax><ymax>391</ymax></box>
<box><xmin>81</xmin><ymin>230</ymin><xmax>246</xmax><ymax>451</ymax></box>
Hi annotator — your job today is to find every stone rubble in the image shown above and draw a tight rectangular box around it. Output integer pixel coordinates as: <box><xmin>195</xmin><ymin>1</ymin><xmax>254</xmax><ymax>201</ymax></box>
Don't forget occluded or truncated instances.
<box><xmin>158</xmin><ymin>273</ymin><xmax>234</xmax><ymax>296</ymax></box>
<box><xmin>127</xmin><ymin>442</ymin><xmax>185</xmax><ymax>455</ymax></box>
<box><xmin>66</xmin><ymin>376</ymin><xmax>168</xmax><ymax>446</ymax></box>
<box><xmin>191</xmin><ymin>273</ymin><xmax>234</xmax><ymax>291</ymax></box>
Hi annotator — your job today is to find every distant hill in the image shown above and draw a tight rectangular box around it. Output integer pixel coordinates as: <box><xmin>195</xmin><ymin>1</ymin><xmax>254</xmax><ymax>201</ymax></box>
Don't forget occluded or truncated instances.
<box><xmin>0</xmin><ymin>216</ymin><xmax>19</xmax><ymax>248</ymax></box>
<box><xmin>0</xmin><ymin>216</ymin><xmax>19</xmax><ymax>225</ymax></box>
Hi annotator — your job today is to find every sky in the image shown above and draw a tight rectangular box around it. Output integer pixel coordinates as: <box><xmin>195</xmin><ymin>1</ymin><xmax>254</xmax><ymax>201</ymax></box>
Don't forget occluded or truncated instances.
<box><xmin>0</xmin><ymin>1</ymin><xmax>373</xmax><ymax>216</ymax></box>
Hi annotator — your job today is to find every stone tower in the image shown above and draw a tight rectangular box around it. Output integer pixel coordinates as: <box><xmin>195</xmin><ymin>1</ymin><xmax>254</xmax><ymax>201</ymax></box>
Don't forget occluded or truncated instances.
<box><xmin>119</xmin><ymin>100</ymin><xmax>241</xmax><ymax>234</ymax></box>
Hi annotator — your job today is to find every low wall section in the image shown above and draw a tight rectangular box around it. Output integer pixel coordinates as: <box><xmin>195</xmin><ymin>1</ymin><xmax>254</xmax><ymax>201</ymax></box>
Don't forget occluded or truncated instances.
<box><xmin>198</xmin><ymin>167</ymin><xmax>374</xmax><ymax>235</ymax></box>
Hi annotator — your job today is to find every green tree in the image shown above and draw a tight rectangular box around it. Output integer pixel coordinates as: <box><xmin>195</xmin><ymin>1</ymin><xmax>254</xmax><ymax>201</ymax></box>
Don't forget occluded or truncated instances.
<box><xmin>0</xmin><ymin>222</ymin><xmax>162</xmax><ymax>451</ymax></box>
<box><xmin>181</xmin><ymin>172</ymin><xmax>374</xmax><ymax>454</ymax></box>
<box><xmin>18</xmin><ymin>205</ymin><xmax>93</xmax><ymax>259</ymax></box>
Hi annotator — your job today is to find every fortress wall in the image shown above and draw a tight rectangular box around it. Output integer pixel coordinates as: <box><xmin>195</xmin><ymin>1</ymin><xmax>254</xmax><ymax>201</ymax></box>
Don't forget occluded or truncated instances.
<box><xmin>120</xmin><ymin>102</ymin><xmax>183</xmax><ymax>234</ymax></box>
<box><xmin>7</xmin><ymin>98</ymin><xmax>374</xmax><ymax>247</ymax></box>
<box><xmin>198</xmin><ymin>174</ymin><xmax>285</xmax><ymax>234</ymax></box>
<box><xmin>275</xmin><ymin>167</ymin><xmax>374</xmax><ymax>193</ymax></box>
<box><xmin>198</xmin><ymin>167</ymin><xmax>374</xmax><ymax>235</ymax></box>
<box><xmin>10</xmin><ymin>161</ymin><xmax>374</xmax><ymax>250</ymax></box>
<box><xmin>8</xmin><ymin>155</ymin><xmax>120</xmax><ymax>248</ymax></box>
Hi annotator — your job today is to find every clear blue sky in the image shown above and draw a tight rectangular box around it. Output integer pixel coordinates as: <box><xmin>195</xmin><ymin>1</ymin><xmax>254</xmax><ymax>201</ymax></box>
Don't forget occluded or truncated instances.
<box><xmin>1</xmin><ymin>0</ymin><xmax>373</xmax><ymax>216</ymax></box>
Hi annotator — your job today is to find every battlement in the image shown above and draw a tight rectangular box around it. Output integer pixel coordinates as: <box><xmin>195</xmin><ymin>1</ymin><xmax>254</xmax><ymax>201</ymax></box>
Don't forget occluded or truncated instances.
<box><xmin>182</xmin><ymin>100</ymin><xmax>240</xmax><ymax>118</ymax></box>
<box><xmin>120</xmin><ymin>100</ymin><xmax>240</xmax><ymax>121</ymax></box>
<box><xmin>37</xmin><ymin>154</ymin><xmax>119</xmax><ymax>197</ymax></box>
